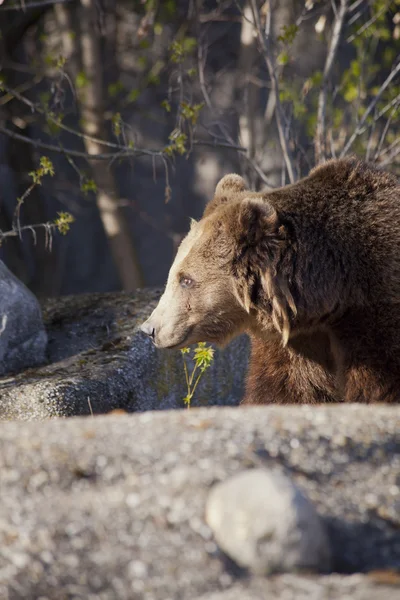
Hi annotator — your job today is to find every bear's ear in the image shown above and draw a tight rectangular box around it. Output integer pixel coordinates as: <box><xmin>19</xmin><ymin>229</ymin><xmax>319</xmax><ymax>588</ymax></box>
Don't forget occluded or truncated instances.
<box><xmin>236</xmin><ymin>198</ymin><xmax>280</xmax><ymax>260</ymax></box>
<box><xmin>232</xmin><ymin>199</ymin><xmax>296</xmax><ymax>345</ymax></box>
<box><xmin>203</xmin><ymin>174</ymin><xmax>247</xmax><ymax>218</ymax></box>
<box><xmin>215</xmin><ymin>174</ymin><xmax>247</xmax><ymax>196</ymax></box>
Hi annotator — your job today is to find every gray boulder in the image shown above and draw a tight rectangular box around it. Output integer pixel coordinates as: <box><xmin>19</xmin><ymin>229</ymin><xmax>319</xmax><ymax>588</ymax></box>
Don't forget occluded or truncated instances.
<box><xmin>206</xmin><ymin>468</ymin><xmax>331</xmax><ymax>575</ymax></box>
<box><xmin>0</xmin><ymin>290</ymin><xmax>248</xmax><ymax>420</ymax></box>
<box><xmin>0</xmin><ymin>260</ymin><xmax>47</xmax><ymax>376</ymax></box>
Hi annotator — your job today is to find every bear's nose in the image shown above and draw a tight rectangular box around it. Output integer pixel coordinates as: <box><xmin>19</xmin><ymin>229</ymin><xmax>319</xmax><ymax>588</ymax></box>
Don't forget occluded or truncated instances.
<box><xmin>140</xmin><ymin>321</ymin><xmax>156</xmax><ymax>339</ymax></box>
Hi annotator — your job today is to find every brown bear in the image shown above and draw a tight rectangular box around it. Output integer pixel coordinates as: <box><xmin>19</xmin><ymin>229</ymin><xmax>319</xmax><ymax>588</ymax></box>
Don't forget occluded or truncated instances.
<box><xmin>141</xmin><ymin>157</ymin><xmax>400</xmax><ymax>404</ymax></box>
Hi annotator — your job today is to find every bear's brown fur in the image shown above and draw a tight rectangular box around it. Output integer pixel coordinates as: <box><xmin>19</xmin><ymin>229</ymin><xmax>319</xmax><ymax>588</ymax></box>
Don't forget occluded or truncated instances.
<box><xmin>141</xmin><ymin>157</ymin><xmax>400</xmax><ymax>404</ymax></box>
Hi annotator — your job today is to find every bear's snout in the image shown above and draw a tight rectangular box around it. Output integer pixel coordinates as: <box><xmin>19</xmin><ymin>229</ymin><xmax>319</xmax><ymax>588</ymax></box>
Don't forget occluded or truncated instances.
<box><xmin>140</xmin><ymin>320</ymin><xmax>156</xmax><ymax>340</ymax></box>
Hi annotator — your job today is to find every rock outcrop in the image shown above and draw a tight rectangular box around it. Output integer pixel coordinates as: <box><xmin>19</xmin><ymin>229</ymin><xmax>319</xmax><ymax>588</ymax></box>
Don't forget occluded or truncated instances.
<box><xmin>0</xmin><ymin>290</ymin><xmax>248</xmax><ymax>420</ymax></box>
<box><xmin>0</xmin><ymin>260</ymin><xmax>47</xmax><ymax>377</ymax></box>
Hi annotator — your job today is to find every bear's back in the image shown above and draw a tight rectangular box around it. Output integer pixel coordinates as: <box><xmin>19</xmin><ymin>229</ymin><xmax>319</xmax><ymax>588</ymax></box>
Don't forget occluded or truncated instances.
<box><xmin>262</xmin><ymin>158</ymin><xmax>400</xmax><ymax>303</ymax></box>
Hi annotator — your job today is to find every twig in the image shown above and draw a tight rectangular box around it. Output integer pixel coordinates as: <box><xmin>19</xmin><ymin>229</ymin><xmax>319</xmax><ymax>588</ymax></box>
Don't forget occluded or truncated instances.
<box><xmin>0</xmin><ymin>222</ymin><xmax>58</xmax><ymax>242</ymax></box>
<box><xmin>365</xmin><ymin>110</ymin><xmax>377</xmax><ymax>162</ymax></box>
<box><xmin>249</xmin><ymin>0</ymin><xmax>296</xmax><ymax>183</ymax></box>
<box><xmin>87</xmin><ymin>397</ymin><xmax>94</xmax><ymax>417</ymax></box>
<box><xmin>2</xmin><ymin>82</ymin><xmax>249</xmax><ymax>161</ymax></box>
<box><xmin>194</xmin><ymin>139</ymin><xmax>246</xmax><ymax>152</ymax></box>
<box><xmin>0</xmin><ymin>123</ymin><xmax>244</xmax><ymax>163</ymax></box>
<box><xmin>347</xmin><ymin>3</ymin><xmax>387</xmax><ymax>43</ymax></box>
<box><xmin>0</xmin><ymin>316</ymin><xmax>8</xmax><ymax>336</ymax></box>
<box><xmin>0</xmin><ymin>0</ymin><xmax>74</xmax><ymax>9</ymax></box>
<box><xmin>1</xmin><ymin>84</ymin><xmax>160</xmax><ymax>158</ymax></box>
<box><xmin>315</xmin><ymin>0</ymin><xmax>348</xmax><ymax>164</ymax></box>
<box><xmin>373</xmin><ymin>100</ymin><xmax>400</xmax><ymax>160</ymax></box>
<box><xmin>0</xmin><ymin>125</ymin><xmax>159</xmax><ymax>160</ymax></box>
<box><xmin>356</xmin><ymin>93</ymin><xmax>400</xmax><ymax>136</ymax></box>
<box><xmin>13</xmin><ymin>182</ymin><xmax>36</xmax><ymax>238</ymax></box>
<box><xmin>0</xmin><ymin>76</ymin><xmax>43</xmax><ymax>107</ymax></box>
<box><xmin>340</xmin><ymin>62</ymin><xmax>400</xmax><ymax>157</ymax></box>
<box><xmin>376</xmin><ymin>136</ymin><xmax>400</xmax><ymax>159</ymax></box>
<box><xmin>379</xmin><ymin>144</ymin><xmax>400</xmax><ymax>167</ymax></box>
<box><xmin>349</xmin><ymin>0</ymin><xmax>365</xmax><ymax>12</ymax></box>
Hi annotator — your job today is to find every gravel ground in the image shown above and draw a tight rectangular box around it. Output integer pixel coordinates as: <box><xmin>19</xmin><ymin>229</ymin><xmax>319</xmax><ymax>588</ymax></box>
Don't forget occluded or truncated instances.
<box><xmin>0</xmin><ymin>404</ymin><xmax>399</xmax><ymax>599</ymax></box>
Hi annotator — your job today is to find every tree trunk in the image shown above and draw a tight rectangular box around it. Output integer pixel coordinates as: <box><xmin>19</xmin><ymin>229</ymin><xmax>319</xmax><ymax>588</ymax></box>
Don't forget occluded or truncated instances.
<box><xmin>57</xmin><ymin>0</ymin><xmax>144</xmax><ymax>291</ymax></box>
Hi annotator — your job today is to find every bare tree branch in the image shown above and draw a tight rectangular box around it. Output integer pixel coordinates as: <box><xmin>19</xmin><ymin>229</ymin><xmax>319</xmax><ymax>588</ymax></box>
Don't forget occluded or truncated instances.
<box><xmin>346</xmin><ymin>3</ymin><xmax>387</xmax><ymax>43</ymax></box>
<box><xmin>249</xmin><ymin>0</ymin><xmax>296</xmax><ymax>183</ymax></box>
<box><xmin>357</xmin><ymin>93</ymin><xmax>400</xmax><ymax>136</ymax></box>
<box><xmin>1</xmin><ymin>82</ymin><xmax>247</xmax><ymax>156</ymax></box>
<box><xmin>375</xmin><ymin>136</ymin><xmax>400</xmax><ymax>160</ymax></box>
<box><xmin>379</xmin><ymin>142</ymin><xmax>400</xmax><ymax>167</ymax></box>
<box><xmin>373</xmin><ymin>100</ymin><xmax>400</xmax><ymax>160</ymax></box>
<box><xmin>315</xmin><ymin>0</ymin><xmax>348</xmax><ymax>164</ymax></box>
<box><xmin>1</xmin><ymin>83</ymin><xmax>159</xmax><ymax>157</ymax></box>
<box><xmin>0</xmin><ymin>124</ymin><xmax>163</xmax><ymax>160</ymax></box>
<box><xmin>340</xmin><ymin>62</ymin><xmax>400</xmax><ymax>157</ymax></box>
<box><xmin>0</xmin><ymin>222</ymin><xmax>56</xmax><ymax>246</ymax></box>
<box><xmin>0</xmin><ymin>0</ymin><xmax>74</xmax><ymax>10</ymax></box>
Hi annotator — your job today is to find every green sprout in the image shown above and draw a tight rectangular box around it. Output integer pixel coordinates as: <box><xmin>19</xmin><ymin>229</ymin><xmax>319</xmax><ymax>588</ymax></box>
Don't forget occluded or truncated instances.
<box><xmin>29</xmin><ymin>156</ymin><xmax>55</xmax><ymax>185</ymax></box>
<box><xmin>54</xmin><ymin>212</ymin><xmax>75</xmax><ymax>235</ymax></box>
<box><xmin>181</xmin><ymin>342</ymin><xmax>215</xmax><ymax>408</ymax></box>
<box><xmin>164</xmin><ymin>129</ymin><xmax>188</xmax><ymax>156</ymax></box>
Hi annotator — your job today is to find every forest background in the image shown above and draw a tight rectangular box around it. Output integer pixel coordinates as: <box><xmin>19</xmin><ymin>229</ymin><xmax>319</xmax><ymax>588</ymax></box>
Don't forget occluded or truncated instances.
<box><xmin>0</xmin><ymin>0</ymin><xmax>399</xmax><ymax>297</ymax></box>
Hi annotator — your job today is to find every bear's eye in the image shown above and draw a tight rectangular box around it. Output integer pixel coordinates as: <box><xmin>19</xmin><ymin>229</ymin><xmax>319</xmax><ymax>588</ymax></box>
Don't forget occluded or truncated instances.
<box><xmin>180</xmin><ymin>276</ymin><xmax>194</xmax><ymax>288</ymax></box>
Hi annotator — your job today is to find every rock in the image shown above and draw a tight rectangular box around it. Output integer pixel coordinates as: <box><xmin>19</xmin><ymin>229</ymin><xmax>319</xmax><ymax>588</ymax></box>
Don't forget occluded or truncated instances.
<box><xmin>192</xmin><ymin>573</ymin><xmax>400</xmax><ymax>600</ymax></box>
<box><xmin>0</xmin><ymin>260</ymin><xmax>47</xmax><ymax>376</ymax></box>
<box><xmin>205</xmin><ymin>468</ymin><xmax>331</xmax><ymax>575</ymax></box>
<box><xmin>0</xmin><ymin>290</ymin><xmax>249</xmax><ymax>420</ymax></box>
<box><xmin>0</xmin><ymin>405</ymin><xmax>399</xmax><ymax>599</ymax></box>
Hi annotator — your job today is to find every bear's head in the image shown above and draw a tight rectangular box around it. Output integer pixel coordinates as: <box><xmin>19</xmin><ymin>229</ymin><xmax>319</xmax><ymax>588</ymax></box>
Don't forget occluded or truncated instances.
<box><xmin>140</xmin><ymin>174</ymin><xmax>296</xmax><ymax>349</ymax></box>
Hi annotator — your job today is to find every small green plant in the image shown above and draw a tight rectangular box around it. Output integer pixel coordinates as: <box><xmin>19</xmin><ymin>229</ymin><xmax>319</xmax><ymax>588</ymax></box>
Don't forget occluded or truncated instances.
<box><xmin>181</xmin><ymin>342</ymin><xmax>214</xmax><ymax>408</ymax></box>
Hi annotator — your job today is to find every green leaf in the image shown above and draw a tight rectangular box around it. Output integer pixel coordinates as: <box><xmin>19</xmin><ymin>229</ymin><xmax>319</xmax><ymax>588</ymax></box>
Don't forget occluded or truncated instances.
<box><xmin>343</xmin><ymin>84</ymin><xmax>358</xmax><ymax>103</ymax></box>
<box><xmin>108</xmin><ymin>81</ymin><xmax>124</xmax><ymax>98</ymax></box>
<box><xmin>183</xmin><ymin>37</ymin><xmax>197</xmax><ymax>53</ymax></box>
<box><xmin>112</xmin><ymin>112</ymin><xmax>122</xmax><ymax>137</ymax></box>
<box><xmin>76</xmin><ymin>71</ymin><xmax>89</xmax><ymax>89</ymax></box>
<box><xmin>277</xmin><ymin>52</ymin><xmax>289</xmax><ymax>66</ymax></box>
<box><xmin>81</xmin><ymin>178</ymin><xmax>97</xmax><ymax>195</ymax></box>
<box><xmin>29</xmin><ymin>156</ymin><xmax>55</xmax><ymax>184</ymax></box>
<box><xmin>277</xmin><ymin>24</ymin><xmax>299</xmax><ymax>45</ymax></box>
<box><xmin>193</xmin><ymin>342</ymin><xmax>214</xmax><ymax>370</ymax></box>
<box><xmin>164</xmin><ymin>130</ymin><xmax>188</xmax><ymax>156</ymax></box>
<box><xmin>128</xmin><ymin>88</ymin><xmax>141</xmax><ymax>103</ymax></box>
<box><xmin>180</xmin><ymin>101</ymin><xmax>204</xmax><ymax>125</ymax></box>
<box><xmin>183</xmin><ymin>393</ymin><xmax>193</xmax><ymax>407</ymax></box>
<box><xmin>161</xmin><ymin>99</ymin><xmax>171</xmax><ymax>112</ymax></box>
<box><xmin>54</xmin><ymin>212</ymin><xmax>74</xmax><ymax>235</ymax></box>
<box><xmin>147</xmin><ymin>72</ymin><xmax>160</xmax><ymax>86</ymax></box>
